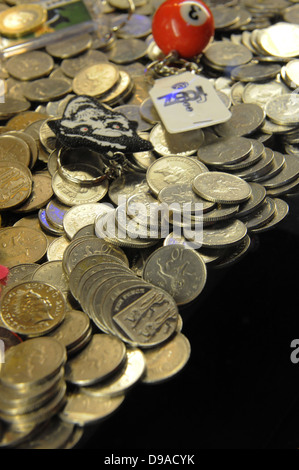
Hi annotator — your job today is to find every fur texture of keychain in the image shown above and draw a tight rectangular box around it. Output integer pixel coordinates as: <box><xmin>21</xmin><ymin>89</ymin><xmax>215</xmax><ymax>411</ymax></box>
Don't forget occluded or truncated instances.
<box><xmin>48</xmin><ymin>95</ymin><xmax>153</xmax><ymax>155</ymax></box>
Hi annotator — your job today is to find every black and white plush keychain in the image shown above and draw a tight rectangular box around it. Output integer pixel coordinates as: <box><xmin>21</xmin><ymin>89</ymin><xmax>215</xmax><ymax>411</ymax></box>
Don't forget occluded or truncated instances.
<box><xmin>48</xmin><ymin>95</ymin><xmax>153</xmax><ymax>156</ymax></box>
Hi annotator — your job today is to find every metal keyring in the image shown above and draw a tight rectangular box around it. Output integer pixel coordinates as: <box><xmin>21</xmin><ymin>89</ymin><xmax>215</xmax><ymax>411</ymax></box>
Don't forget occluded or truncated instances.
<box><xmin>57</xmin><ymin>147</ymin><xmax>108</xmax><ymax>186</ymax></box>
<box><xmin>146</xmin><ymin>51</ymin><xmax>203</xmax><ymax>77</ymax></box>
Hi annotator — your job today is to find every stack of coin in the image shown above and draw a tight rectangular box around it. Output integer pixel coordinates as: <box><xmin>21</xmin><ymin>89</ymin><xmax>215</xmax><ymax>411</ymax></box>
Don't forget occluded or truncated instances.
<box><xmin>0</xmin><ymin>337</ymin><xmax>67</xmax><ymax>434</ymax></box>
<box><xmin>0</xmin><ymin>0</ymin><xmax>299</xmax><ymax>449</ymax></box>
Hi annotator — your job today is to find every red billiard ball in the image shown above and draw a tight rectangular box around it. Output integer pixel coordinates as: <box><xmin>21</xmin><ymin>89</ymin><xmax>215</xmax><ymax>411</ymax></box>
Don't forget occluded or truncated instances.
<box><xmin>152</xmin><ymin>0</ymin><xmax>215</xmax><ymax>59</ymax></box>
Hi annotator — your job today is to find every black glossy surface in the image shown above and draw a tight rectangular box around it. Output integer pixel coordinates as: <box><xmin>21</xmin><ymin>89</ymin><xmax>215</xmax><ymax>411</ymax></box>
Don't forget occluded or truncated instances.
<box><xmin>79</xmin><ymin>195</ymin><xmax>299</xmax><ymax>450</ymax></box>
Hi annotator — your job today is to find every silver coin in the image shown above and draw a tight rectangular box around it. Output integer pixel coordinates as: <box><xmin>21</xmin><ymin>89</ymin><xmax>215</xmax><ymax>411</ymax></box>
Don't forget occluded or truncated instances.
<box><xmin>191</xmin><ymin>219</ymin><xmax>247</xmax><ymax>249</ymax></box>
<box><xmin>60</xmin><ymin>50</ymin><xmax>109</xmax><ymax>78</ymax></box>
<box><xmin>142</xmin><ymin>244</ymin><xmax>207</xmax><ymax>305</ymax></box>
<box><xmin>204</xmin><ymin>40</ymin><xmax>252</xmax><ymax>69</ymax></box>
<box><xmin>112</xmin><ymin>14</ymin><xmax>152</xmax><ymax>39</ymax></box>
<box><xmin>237</xmin><ymin>182</ymin><xmax>266</xmax><ymax>217</ymax></box>
<box><xmin>262</xmin><ymin>153</ymin><xmax>299</xmax><ymax>189</ymax></box>
<box><xmin>52</xmin><ymin>170</ymin><xmax>109</xmax><ymax>206</ymax></box>
<box><xmin>4</xmin><ymin>263</ymin><xmax>39</xmax><ymax>289</ymax></box>
<box><xmin>259</xmin><ymin>23</ymin><xmax>299</xmax><ymax>58</ymax></box>
<box><xmin>283</xmin><ymin>4</ymin><xmax>299</xmax><ymax>24</ymax></box>
<box><xmin>139</xmin><ymin>97</ymin><xmax>161</xmax><ymax>125</ymax></box>
<box><xmin>63</xmin><ymin>203</ymin><xmax>114</xmax><ymax>240</ymax></box>
<box><xmin>64</xmin><ymin>236</ymin><xmax>129</xmax><ymax>275</ymax></box>
<box><xmin>261</xmin><ymin>118</ymin><xmax>297</xmax><ymax>135</ymax></box>
<box><xmin>230</xmin><ymin>62</ymin><xmax>281</xmax><ymax>82</ymax></box>
<box><xmin>251</xmin><ymin>198</ymin><xmax>289</xmax><ymax>232</ymax></box>
<box><xmin>68</xmin><ymin>254</ymin><xmax>128</xmax><ymax>301</ymax></box>
<box><xmin>108</xmin><ymin>172</ymin><xmax>149</xmax><ymax>205</ymax></box>
<box><xmin>266</xmin><ymin>176</ymin><xmax>299</xmax><ymax>197</ymax></box>
<box><xmin>234</xmin><ymin>147</ymin><xmax>275</xmax><ymax>181</ymax></box>
<box><xmin>158</xmin><ymin>183</ymin><xmax>215</xmax><ymax>214</ymax></box>
<box><xmin>32</xmin><ymin>260</ymin><xmax>69</xmax><ymax>294</ymax></box>
<box><xmin>254</xmin><ymin>151</ymin><xmax>286</xmax><ymax>183</ymax></box>
<box><xmin>192</xmin><ymin>171</ymin><xmax>252</xmax><ymax>204</ymax></box>
<box><xmin>107</xmin><ymin>39</ymin><xmax>148</xmax><ymax>64</ymax></box>
<box><xmin>149</xmin><ymin>123</ymin><xmax>205</xmax><ymax>158</ymax></box>
<box><xmin>214</xmin><ymin>103</ymin><xmax>265</xmax><ymax>137</ymax></box>
<box><xmin>239</xmin><ymin>197</ymin><xmax>276</xmax><ymax>230</ymax></box>
<box><xmin>212</xmin><ymin>5</ymin><xmax>241</xmax><ymax>29</ymax></box>
<box><xmin>265</xmin><ymin>94</ymin><xmax>299</xmax><ymax>126</ymax></box>
<box><xmin>73</xmin><ymin>224</ymin><xmax>95</xmax><ymax>240</ymax></box>
<box><xmin>197</xmin><ymin>136</ymin><xmax>252</xmax><ymax>167</ymax></box>
<box><xmin>103</xmin><ymin>283</ymin><xmax>179</xmax><ymax>348</ymax></box>
<box><xmin>230</xmin><ymin>81</ymin><xmax>246</xmax><ymax>105</ymax></box>
<box><xmin>81</xmin><ymin>348</ymin><xmax>146</xmax><ymax>398</ymax></box>
<box><xmin>146</xmin><ymin>155</ymin><xmax>208</xmax><ymax>196</ymax></box>
<box><xmin>242</xmin><ymin>81</ymin><xmax>291</xmax><ymax>109</ymax></box>
<box><xmin>38</xmin><ymin>209</ymin><xmax>64</xmax><ymax>236</ymax></box>
<box><xmin>220</xmin><ymin>139</ymin><xmax>265</xmax><ymax>171</ymax></box>
<box><xmin>211</xmin><ymin>235</ymin><xmax>251</xmax><ymax>269</ymax></box>
<box><xmin>47</xmin><ymin>236</ymin><xmax>70</xmax><ymax>262</ymax></box>
<box><xmin>113</xmin><ymin>104</ymin><xmax>152</xmax><ymax>132</ymax></box>
<box><xmin>46</xmin><ymin>199</ymin><xmax>69</xmax><ymax>230</ymax></box>
<box><xmin>59</xmin><ymin>390</ymin><xmax>125</xmax><ymax>426</ymax></box>
<box><xmin>46</xmin><ymin>34</ymin><xmax>92</xmax><ymax>59</ymax></box>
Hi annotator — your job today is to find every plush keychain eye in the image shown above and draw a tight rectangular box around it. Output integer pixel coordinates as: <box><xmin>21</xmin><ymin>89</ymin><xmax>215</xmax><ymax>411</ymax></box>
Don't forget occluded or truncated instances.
<box><xmin>152</xmin><ymin>0</ymin><xmax>215</xmax><ymax>59</ymax></box>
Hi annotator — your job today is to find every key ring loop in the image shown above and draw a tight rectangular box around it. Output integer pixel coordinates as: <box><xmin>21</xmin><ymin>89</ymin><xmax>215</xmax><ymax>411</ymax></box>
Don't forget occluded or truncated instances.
<box><xmin>57</xmin><ymin>147</ymin><xmax>108</xmax><ymax>186</ymax></box>
<box><xmin>146</xmin><ymin>51</ymin><xmax>203</xmax><ymax>77</ymax></box>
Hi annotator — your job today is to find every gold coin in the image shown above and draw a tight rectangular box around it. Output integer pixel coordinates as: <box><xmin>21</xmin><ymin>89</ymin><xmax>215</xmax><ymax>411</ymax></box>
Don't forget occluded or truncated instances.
<box><xmin>0</xmin><ymin>97</ymin><xmax>30</xmax><ymax>119</ymax></box>
<box><xmin>0</xmin><ymin>226</ymin><xmax>48</xmax><ymax>267</ymax></box>
<box><xmin>0</xmin><ymin>161</ymin><xmax>32</xmax><ymax>211</ymax></box>
<box><xmin>13</xmin><ymin>173</ymin><xmax>53</xmax><ymax>214</ymax></box>
<box><xmin>23</xmin><ymin>78</ymin><xmax>72</xmax><ymax>103</ymax></box>
<box><xmin>13</xmin><ymin>214</ymin><xmax>57</xmax><ymax>245</ymax></box>
<box><xmin>0</xmin><ymin>4</ymin><xmax>47</xmax><ymax>38</ymax></box>
<box><xmin>6</xmin><ymin>111</ymin><xmax>49</xmax><ymax>131</ymax></box>
<box><xmin>100</xmin><ymin>70</ymin><xmax>132</xmax><ymax>105</ymax></box>
<box><xmin>6</xmin><ymin>130</ymin><xmax>38</xmax><ymax>170</ymax></box>
<box><xmin>0</xmin><ymin>135</ymin><xmax>31</xmax><ymax>167</ymax></box>
<box><xmin>5</xmin><ymin>51</ymin><xmax>54</xmax><ymax>81</ymax></box>
<box><xmin>73</xmin><ymin>63</ymin><xmax>120</xmax><ymax>98</ymax></box>
<box><xmin>0</xmin><ymin>281</ymin><xmax>66</xmax><ymax>337</ymax></box>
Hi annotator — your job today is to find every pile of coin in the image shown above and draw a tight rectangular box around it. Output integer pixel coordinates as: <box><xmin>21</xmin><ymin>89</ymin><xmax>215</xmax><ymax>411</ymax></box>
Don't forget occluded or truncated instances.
<box><xmin>0</xmin><ymin>337</ymin><xmax>67</xmax><ymax>440</ymax></box>
<box><xmin>0</xmin><ymin>0</ymin><xmax>299</xmax><ymax>449</ymax></box>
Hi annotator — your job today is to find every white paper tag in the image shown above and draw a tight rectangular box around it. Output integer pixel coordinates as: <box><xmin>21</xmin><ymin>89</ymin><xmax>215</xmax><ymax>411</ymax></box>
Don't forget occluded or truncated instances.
<box><xmin>149</xmin><ymin>71</ymin><xmax>232</xmax><ymax>134</ymax></box>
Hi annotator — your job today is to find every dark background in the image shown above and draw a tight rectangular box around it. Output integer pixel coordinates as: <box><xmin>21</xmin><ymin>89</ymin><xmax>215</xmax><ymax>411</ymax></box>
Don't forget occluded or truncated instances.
<box><xmin>78</xmin><ymin>195</ymin><xmax>299</xmax><ymax>450</ymax></box>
